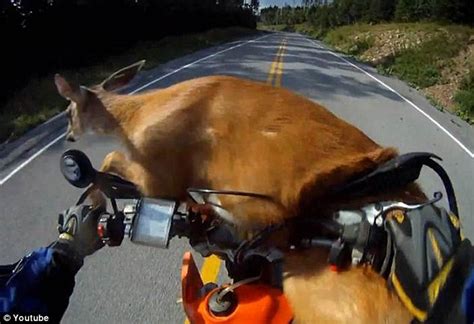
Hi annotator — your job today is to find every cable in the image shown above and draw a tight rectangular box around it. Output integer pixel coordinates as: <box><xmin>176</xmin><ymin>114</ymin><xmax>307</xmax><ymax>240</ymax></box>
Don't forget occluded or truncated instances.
<box><xmin>423</xmin><ymin>158</ymin><xmax>459</xmax><ymax>218</ymax></box>
<box><xmin>187</xmin><ymin>188</ymin><xmax>275</xmax><ymax>201</ymax></box>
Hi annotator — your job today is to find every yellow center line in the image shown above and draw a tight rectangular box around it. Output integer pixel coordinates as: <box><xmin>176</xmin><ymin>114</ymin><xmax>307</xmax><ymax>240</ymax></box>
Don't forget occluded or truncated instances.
<box><xmin>266</xmin><ymin>38</ymin><xmax>287</xmax><ymax>87</ymax></box>
<box><xmin>184</xmin><ymin>254</ymin><xmax>222</xmax><ymax>324</ymax></box>
<box><xmin>275</xmin><ymin>40</ymin><xmax>287</xmax><ymax>87</ymax></box>
<box><xmin>267</xmin><ymin>41</ymin><xmax>285</xmax><ymax>85</ymax></box>
<box><xmin>200</xmin><ymin>254</ymin><xmax>222</xmax><ymax>284</ymax></box>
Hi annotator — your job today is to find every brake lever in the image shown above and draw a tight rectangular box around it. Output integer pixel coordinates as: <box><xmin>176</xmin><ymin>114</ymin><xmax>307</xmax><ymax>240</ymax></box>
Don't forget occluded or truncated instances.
<box><xmin>369</xmin><ymin>191</ymin><xmax>444</xmax><ymax>226</ymax></box>
<box><xmin>97</xmin><ymin>172</ymin><xmax>142</xmax><ymax>199</ymax></box>
<box><xmin>74</xmin><ymin>174</ymin><xmax>141</xmax><ymax>206</ymax></box>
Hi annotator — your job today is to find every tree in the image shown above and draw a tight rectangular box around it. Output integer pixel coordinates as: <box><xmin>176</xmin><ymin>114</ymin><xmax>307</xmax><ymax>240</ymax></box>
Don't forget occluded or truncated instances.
<box><xmin>394</xmin><ymin>0</ymin><xmax>416</xmax><ymax>21</ymax></box>
<box><xmin>431</xmin><ymin>0</ymin><xmax>473</xmax><ymax>24</ymax></box>
<box><xmin>249</xmin><ymin>0</ymin><xmax>259</xmax><ymax>13</ymax></box>
<box><xmin>365</xmin><ymin>0</ymin><xmax>396</xmax><ymax>22</ymax></box>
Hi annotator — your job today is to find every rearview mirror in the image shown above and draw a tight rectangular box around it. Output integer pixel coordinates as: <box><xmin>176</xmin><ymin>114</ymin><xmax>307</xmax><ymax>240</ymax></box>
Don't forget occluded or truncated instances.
<box><xmin>60</xmin><ymin>150</ymin><xmax>97</xmax><ymax>188</ymax></box>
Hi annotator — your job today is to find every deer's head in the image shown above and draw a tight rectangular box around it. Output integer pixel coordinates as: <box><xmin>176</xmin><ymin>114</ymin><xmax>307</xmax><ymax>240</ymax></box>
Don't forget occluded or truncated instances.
<box><xmin>55</xmin><ymin>60</ymin><xmax>145</xmax><ymax>142</ymax></box>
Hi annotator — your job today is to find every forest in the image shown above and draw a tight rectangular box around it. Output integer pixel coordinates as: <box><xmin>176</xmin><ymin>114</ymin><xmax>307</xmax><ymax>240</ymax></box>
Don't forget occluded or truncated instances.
<box><xmin>260</xmin><ymin>0</ymin><xmax>473</xmax><ymax>29</ymax></box>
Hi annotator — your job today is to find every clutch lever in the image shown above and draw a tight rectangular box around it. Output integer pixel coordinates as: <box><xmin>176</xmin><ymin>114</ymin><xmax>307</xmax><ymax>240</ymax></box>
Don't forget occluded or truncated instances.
<box><xmin>75</xmin><ymin>173</ymin><xmax>141</xmax><ymax>206</ymax></box>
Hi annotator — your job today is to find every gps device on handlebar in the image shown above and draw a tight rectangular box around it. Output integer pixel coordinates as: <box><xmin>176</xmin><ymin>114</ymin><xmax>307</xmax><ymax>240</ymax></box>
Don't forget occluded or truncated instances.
<box><xmin>126</xmin><ymin>198</ymin><xmax>176</xmax><ymax>248</ymax></box>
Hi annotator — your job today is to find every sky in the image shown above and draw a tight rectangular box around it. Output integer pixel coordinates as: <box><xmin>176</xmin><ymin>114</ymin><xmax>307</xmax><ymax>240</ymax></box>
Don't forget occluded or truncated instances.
<box><xmin>260</xmin><ymin>0</ymin><xmax>303</xmax><ymax>8</ymax></box>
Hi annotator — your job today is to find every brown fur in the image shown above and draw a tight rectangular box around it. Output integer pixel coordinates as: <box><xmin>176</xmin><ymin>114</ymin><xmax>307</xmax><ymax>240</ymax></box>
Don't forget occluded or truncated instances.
<box><xmin>284</xmin><ymin>249</ymin><xmax>412</xmax><ymax>323</ymax></box>
<box><xmin>55</xmin><ymin>63</ymin><xmax>422</xmax><ymax>323</ymax></box>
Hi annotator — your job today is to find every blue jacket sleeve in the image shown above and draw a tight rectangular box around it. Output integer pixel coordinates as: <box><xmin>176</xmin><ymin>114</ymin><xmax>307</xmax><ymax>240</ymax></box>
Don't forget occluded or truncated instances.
<box><xmin>462</xmin><ymin>268</ymin><xmax>474</xmax><ymax>324</ymax></box>
<box><xmin>0</xmin><ymin>241</ymin><xmax>83</xmax><ymax>323</ymax></box>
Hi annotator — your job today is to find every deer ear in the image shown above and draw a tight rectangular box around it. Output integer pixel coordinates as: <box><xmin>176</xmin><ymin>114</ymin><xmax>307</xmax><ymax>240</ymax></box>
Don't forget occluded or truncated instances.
<box><xmin>101</xmin><ymin>60</ymin><xmax>146</xmax><ymax>92</ymax></box>
<box><xmin>55</xmin><ymin>74</ymin><xmax>81</xmax><ymax>101</ymax></box>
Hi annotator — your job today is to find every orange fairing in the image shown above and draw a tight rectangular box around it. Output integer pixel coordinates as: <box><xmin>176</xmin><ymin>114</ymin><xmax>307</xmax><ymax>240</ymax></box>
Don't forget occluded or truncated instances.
<box><xmin>182</xmin><ymin>252</ymin><xmax>205</xmax><ymax>321</ymax></box>
<box><xmin>181</xmin><ymin>252</ymin><xmax>293</xmax><ymax>324</ymax></box>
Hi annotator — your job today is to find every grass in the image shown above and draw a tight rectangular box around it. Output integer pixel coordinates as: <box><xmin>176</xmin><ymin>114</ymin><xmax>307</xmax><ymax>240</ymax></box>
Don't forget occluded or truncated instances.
<box><xmin>257</xmin><ymin>23</ymin><xmax>289</xmax><ymax>32</ymax></box>
<box><xmin>293</xmin><ymin>23</ymin><xmax>328</xmax><ymax>39</ymax></box>
<box><xmin>325</xmin><ymin>22</ymin><xmax>443</xmax><ymax>39</ymax></box>
<box><xmin>379</xmin><ymin>31</ymin><xmax>470</xmax><ymax>88</ymax></box>
<box><xmin>455</xmin><ymin>69</ymin><xmax>474</xmax><ymax>123</ymax></box>
<box><xmin>348</xmin><ymin>36</ymin><xmax>375</xmax><ymax>56</ymax></box>
<box><xmin>427</xmin><ymin>95</ymin><xmax>445</xmax><ymax>112</ymax></box>
<box><xmin>258</xmin><ymin>23</ymin><xmax>326</xmax><ymax>38</ymax></box>
<box><xmin>0</xmin><ymin>27</ymin><xmax>257</xmax><ymax>144</ymax></box>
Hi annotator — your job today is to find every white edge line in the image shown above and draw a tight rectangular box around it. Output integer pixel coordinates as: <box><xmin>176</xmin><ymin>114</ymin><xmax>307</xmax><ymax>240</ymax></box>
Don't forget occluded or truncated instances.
<box><xmin>0</xmin><ymin>33</ymin><xmax>272</xmax><ymax>186</ymax></box>
<box><xmin>305</xmin><ymin>37</ymin><xmax>474</xmax><ymax>159</ymax></box>
<box><xmin>0</xmin><ymin>133</ymin><xmax>66</xmax><ymax>186</ymax></box>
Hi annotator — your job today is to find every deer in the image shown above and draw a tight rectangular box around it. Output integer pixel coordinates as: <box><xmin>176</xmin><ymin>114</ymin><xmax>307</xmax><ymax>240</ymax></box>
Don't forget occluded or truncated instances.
<box><xmin>55</xmin><ymin>60</ymin><xmax>426</xmax><ymax>323</ymax></box>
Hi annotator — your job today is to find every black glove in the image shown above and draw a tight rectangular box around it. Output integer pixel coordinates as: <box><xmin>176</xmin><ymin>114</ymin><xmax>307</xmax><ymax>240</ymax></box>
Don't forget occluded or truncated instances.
<box><xmin>385</xmin><ymin>205</ymin><xmax>474</xmax><ymax>323</ymax></box>
<box><xmin>57</xmin><ymin>205</ymin><xmax>105</xmax><ymax>257</ymax></box>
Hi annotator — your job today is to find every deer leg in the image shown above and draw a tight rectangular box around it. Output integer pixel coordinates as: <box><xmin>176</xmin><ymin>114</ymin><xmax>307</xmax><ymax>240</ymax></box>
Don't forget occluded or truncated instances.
<box><xmin>89</xmin><ymin>151</ymin><xmax>145</xmax><ymax>208</ymax></box>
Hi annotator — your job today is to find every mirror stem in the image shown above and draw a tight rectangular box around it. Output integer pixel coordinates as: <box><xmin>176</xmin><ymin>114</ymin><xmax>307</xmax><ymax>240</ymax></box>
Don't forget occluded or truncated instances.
<box><xmin>111</xmin><ymin>198</ymin><xmax>119</xmax><ymax>215</ymax></box>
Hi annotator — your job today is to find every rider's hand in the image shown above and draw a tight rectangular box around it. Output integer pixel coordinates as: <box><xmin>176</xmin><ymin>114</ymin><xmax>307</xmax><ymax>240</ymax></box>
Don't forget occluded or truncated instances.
<box><xmin>57</xmin><ymin>205</ymin><xmax>105</xmax><ymax>257</ymax></box>
<box><xmin>385</xmin><ymin>205</ymin><xmax>474</xmax><ymax>323</ymax></box>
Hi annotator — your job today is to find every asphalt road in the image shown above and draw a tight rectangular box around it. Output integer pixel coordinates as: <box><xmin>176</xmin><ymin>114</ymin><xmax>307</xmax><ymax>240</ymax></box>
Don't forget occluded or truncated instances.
<box><xmin>1</xmin><ymin>32</ymin><xmax>473</xmax><ymax>323</ymax></box>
